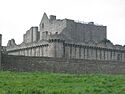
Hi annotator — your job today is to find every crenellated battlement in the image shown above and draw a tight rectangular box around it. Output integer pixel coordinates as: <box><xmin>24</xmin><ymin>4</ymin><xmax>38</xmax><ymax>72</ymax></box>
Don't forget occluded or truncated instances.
<box><xmin>5</xmin><ymin>12</ymin><xmax>125</xmax><ymax>62</ymax></box>
<box><xmin>6</xmin><ymin>35</ymin><xmax>125</xmax><ymax>62</ymax></box>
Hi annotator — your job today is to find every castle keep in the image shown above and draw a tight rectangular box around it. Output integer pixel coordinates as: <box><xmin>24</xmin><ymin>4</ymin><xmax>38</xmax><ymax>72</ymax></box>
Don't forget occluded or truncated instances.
<box><xmin>6</xmin><ymin>13</ymin><xmax>125</xmax><ymax>62</ymax></box>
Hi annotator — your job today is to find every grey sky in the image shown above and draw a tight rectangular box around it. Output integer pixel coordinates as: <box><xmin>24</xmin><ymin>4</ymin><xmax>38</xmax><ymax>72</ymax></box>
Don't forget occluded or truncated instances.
<box><xmin>0</xmin><ymin>0</ymin><xmax>125</xmax><ymax>46</ymax></box>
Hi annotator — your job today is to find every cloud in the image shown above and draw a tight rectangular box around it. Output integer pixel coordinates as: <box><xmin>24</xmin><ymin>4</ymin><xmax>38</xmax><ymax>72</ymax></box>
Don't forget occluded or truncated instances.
<box><xmin>0</xmin><ymin>0</ymin><xmax>125</xmax><ymax>45</ymax></box>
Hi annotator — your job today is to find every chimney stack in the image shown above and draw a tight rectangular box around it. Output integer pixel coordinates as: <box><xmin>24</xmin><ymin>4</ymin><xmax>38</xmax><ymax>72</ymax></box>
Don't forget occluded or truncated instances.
<box><xmin>50</xmin><ymin>15</ymin><xmax>56</xmax><ymax>21</ymax></box>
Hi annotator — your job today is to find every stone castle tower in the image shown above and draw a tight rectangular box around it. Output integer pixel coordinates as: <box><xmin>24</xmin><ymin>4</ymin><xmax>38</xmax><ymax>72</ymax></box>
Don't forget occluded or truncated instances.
<box><xmin>23</xmin><ymin>12</ymin><xmax>106</xmax><ymax>44</ymax></box>
<box><xmin>6</xmin><ymin>13</ymin><xmax>125</xmax><ymax>62</ymax></box>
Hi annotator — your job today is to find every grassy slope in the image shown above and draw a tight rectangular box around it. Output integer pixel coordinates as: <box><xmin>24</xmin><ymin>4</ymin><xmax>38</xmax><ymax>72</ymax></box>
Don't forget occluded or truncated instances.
<box><xmin>0</xmin><ymin>71</ymin><xmax>125</xmax><ymax>94</ymax></box>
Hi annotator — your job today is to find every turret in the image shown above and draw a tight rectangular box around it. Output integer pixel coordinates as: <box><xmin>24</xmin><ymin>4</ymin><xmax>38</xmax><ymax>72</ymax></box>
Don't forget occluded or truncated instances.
<box><xmin>23</xmin><ymin>27</ymin><xmax>39</xmax><ymax>43</ymax></box>
<box><xmin>48</xmin><ymin>34</ymin><xmax>65</xmax><ymax>58</ymax></box>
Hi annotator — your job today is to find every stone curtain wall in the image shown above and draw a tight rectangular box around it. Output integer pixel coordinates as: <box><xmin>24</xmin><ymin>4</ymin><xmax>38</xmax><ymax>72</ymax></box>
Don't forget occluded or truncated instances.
<box><xmin>64</xmin><ymin>44</ymin><xmax>125</xmax><ymax>62</ymax></box>
<box><xmin>8</xmin><ymin>44</ymin><xmax>49</xmax><ymax>57</ymax></box>
<box><xmin>7</xmin><ymin>41</ymin><xmax>125</xmax><ymax>62</ymax></box>
<box><xmin>2</xmin><ymin>54</ymin><xmax>125</xmax><ymax>74</ymax></box>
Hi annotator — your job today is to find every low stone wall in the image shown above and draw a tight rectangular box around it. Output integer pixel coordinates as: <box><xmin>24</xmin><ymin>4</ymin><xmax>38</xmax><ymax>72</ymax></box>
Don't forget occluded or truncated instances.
<box><xmin>1</xmin><ymin>54</ymin><xmax>125</xmax><ymax>74</ymax></box>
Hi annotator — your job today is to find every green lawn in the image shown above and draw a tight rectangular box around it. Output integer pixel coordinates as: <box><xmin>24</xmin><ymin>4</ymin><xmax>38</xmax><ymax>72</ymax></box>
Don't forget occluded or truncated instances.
<box><xmin>0</xmin><ymin>71</ymin><xmax>125</xmax><ymax>94</ymax></box>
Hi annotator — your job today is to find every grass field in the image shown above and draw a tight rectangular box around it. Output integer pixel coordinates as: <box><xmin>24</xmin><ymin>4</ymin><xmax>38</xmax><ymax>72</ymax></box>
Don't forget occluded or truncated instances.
<box><xmin>0</xmin><ymin>71</ymin><xmax>125</xmax><ymax>94</ymax></box>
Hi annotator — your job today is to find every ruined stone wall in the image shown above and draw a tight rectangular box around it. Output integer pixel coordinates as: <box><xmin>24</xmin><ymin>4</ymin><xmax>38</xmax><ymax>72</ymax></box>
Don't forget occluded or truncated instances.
<box><xmin>8</xmin><ymin>44</ymin><xmax>49</xmax><ymax>57</ymax></box>
<box><xmin>48</xmin><ymin>39</ymin><xmax>65</xmax><ymax>58</ymax></box>
<box><xmin>7</xmin><ymin>40</ymin><xmax>125</xmax><ymax>62</ymax></box>
<box><xmin>40</xmin><ymin>18</ymin><xmax>67</xmax><ymax>40</ymax></box>
<box><xmin>0</xmin><ymin>47</ymin><xmax>1</xmax><ymax>69</ymax></box>
<box><xmin>2</xmin><ymin>55</ymin><xmax>125</xmax><ymax>74</ymax></box>
<box><xmin>38</xmin><ymin>13</ymin><xmax>107</xmax><ymax>43</ymax></box>
<box><xmin>39</xmin><ymin>16</ymin><xmax>106</xmax><ymax>43</ymax></box>
<box><xmin>62</xmin><ymin>20</ymin><xmax>107</xmax><ymax>42</ymax></box>
<box><xmin>0</xmin><ymin>48</ymin><xmax>1</xmax><ymax>69</ymax></box>
<box><xmin>64</xmin><ymin>43</ymin><xmax>125</xmax><ymax>62</ymax></box>
<box><xmin>0</xmin><ymin>34</ymin><xmax>2</xmax><ymax>69</ymax></box>
<box><xmin>0</xmin><ymin>34</ymin><xmax>2</xmax><ymax>46</ymax></box>
<box><xmin>32</xmin><ymin>27</ymin><xmax>39</xmax><ymax>42</ymax></box>
<box><xmin>7</xmin><ymin>39</ymin><xmax>65</xmax><ymax>58</ymax></box>
<box><xmin>23</xmin><ymin>27</ymin><xmax>39</xmax><ymax>43</ymax></box>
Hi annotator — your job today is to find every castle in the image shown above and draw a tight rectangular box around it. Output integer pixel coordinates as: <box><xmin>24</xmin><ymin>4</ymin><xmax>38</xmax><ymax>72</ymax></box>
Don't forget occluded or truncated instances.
<box><xmin>5</xmin><ymin>13</ymin><xmax>125</xmax><ymax>62</ymax></box>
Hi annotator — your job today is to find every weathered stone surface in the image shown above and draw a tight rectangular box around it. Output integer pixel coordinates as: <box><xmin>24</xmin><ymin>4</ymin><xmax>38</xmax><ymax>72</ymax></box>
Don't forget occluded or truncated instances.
<box><xmin>5</xmin><ymin>13</ymin><xmax>125</xmax><ymax>62</ymax></box>
<box><xmin>23</xmin><ymin>27</ymin><xmax>39</xmax><ymax>43</ymax></box>
<box><xmin>0</xmin><ymin>46</ymin><xmax>1</xmax><ymax>69</ymax></box>
<box><xmin>1</xmin><ymin>55</ymin><xmax>125</xmax><ymax>74</ymax></box>
<box><xmin>0</xmin><ymin>34</ymin><xmax>2</xmax><ymax>46</ymax></box>
<box><xmin>0</xmin><ymin>34</ymin><xmax>2</xmax><ymax>69</ymax></box>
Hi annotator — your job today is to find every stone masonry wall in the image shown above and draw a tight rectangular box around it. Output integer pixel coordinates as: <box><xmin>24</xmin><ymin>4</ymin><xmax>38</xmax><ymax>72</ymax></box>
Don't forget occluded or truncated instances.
<box><xmin>23</xmin><ymin>27</ymin><xmax>39</xmax><ymax>43</ymax></box>
<box><xmin>2</xmin><ymin>54</ymin><xmax>125</xmax><ymax>74</ymax></box>
<box><xmin>39</xmin><ymin>13</ymin><xmax>106</xmax><ymax>43</ymax></box>
<box><xmin>64</xmin><ymin>43</ymin><xmax>125</xmax><ymax>62</ymax></box>
<box><xmin>39</xmin><ymin>15</ymin><xmax>67</xmax><ymax>40</ymax></box>
<box><xmin>7</xmin><ymin>40</ymin><xmax>125</xmax><ymax>62</ymax></box>
<box><xmin>0</xmin><ymin>47</ymin><xmax>1</xmax><ymax>69</ymax></box>
<box><xmin>61</xmin><ymin>20</ymin><xmax>106</xmax><ymax>43</ymax></box>
<box><xmin>0</xmin><ymin>34</ymin><xmax>2</xmax><ymax>69</ymax></box>
<box><xmin>0</xmin><ymin>34</ymin><xmax>2</xmax><ymax>46</ymax></box>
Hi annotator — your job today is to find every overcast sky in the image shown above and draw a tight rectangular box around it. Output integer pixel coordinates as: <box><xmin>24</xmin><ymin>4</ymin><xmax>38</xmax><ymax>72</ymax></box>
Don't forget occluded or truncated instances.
<box><xmin>0</xmin><ymin>0</ymin><xmax>125</xmax><ymax>46</ymax></box>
